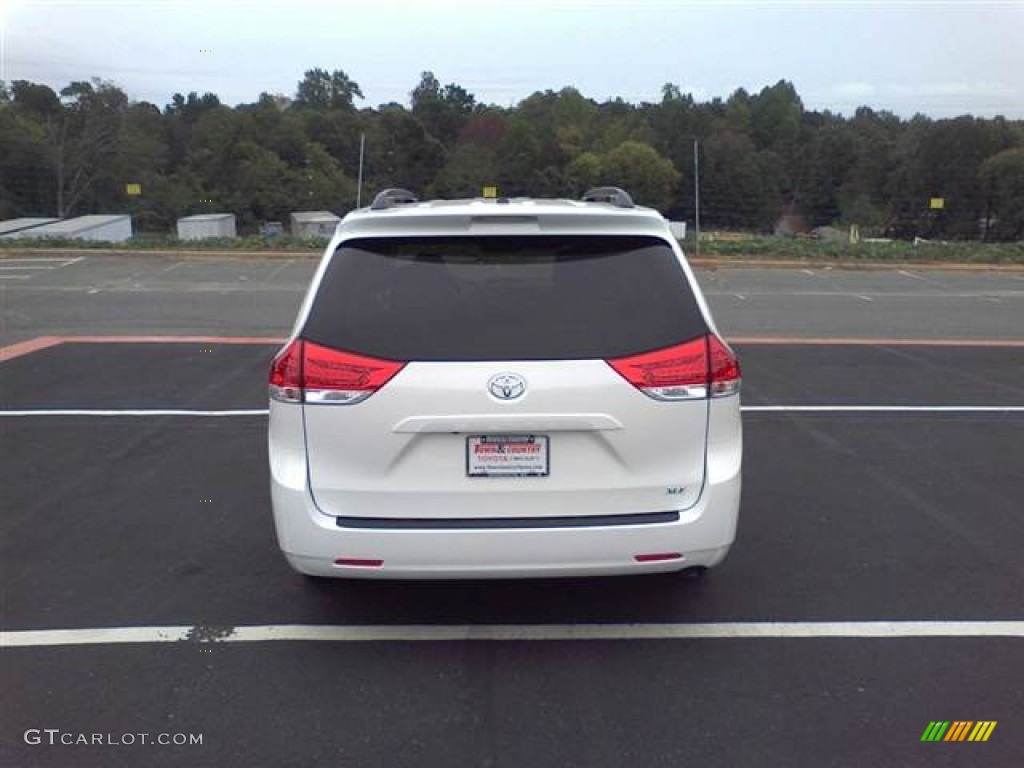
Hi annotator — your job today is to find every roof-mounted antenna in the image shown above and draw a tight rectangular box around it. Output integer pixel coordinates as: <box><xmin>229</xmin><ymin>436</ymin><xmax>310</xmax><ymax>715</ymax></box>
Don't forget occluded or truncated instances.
<box><xmin>370</xmin><ymin>188</ymin><xmax>419</xmax><ymax>210</ymax></box>
<box><xmin>582</xmin><ymin>187</ymin><xmax>635</xmax><ymax>208</ymax></box>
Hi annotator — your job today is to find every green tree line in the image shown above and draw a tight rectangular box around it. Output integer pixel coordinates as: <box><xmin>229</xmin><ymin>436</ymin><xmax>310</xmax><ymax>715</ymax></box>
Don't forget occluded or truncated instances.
<box><xmin>1</xmin><ymin>70</ymin><xmax>1022</xmax><ymax>240</ymax></box>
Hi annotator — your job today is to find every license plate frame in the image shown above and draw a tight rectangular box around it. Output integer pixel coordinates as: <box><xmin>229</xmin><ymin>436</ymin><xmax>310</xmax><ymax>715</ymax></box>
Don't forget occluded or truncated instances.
<box><xmin>466</xmin><ymin>435</ymin><xmax>549</xmax><ymax>478</ymax></box>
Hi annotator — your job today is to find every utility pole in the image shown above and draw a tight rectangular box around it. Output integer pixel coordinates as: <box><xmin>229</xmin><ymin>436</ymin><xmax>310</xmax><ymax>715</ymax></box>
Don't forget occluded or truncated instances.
<box><xmin>356</xmin><ymin>132</ymin><xmax>366</xmax><ymax>208</ymax></box>
<box><xmin>693</xmin><ymin>138</ymin><xmax>701</xmax><ymax>259</ymax></box>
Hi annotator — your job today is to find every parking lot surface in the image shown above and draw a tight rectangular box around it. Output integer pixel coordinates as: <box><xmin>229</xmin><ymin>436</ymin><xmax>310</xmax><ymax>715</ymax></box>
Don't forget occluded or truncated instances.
<box><xmin>2</xmin><ymin>255</ymin><xmax>1022</xmax><ymax>766</ymax></box>
<box><xmin>2</xmin><ymin>254</ymin><xmax>1022</xmax><ymax>342</ymax></box>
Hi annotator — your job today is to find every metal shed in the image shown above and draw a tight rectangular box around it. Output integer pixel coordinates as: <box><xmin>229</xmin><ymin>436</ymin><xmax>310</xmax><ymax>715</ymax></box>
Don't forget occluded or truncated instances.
<box><xmin>290</xmin><ymin>211</ymin><xmax>340</xmax><ymax>238</ymax></box>
<box><xmin>0</xmin><ymin>218</ymin><xmax>61</xmax><ymax>238</ymax></box>
<box><xmin>7</xmin><ymin>214</ymin><xmax>133</xmax><ymax>242</ymax></box>
<box><xmin>176</xmin><ymin>214</ymin><xmax>237</xmax><ymax>240</ymax></box>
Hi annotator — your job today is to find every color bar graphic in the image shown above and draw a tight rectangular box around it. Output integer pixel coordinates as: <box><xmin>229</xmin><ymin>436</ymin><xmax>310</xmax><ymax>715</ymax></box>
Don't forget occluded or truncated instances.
<box><xmin>944</xmin><ymin>721</ymin><xmax>972</xmax><ymax>741</ymax></box>
<box><xmin>921</xmin><ymin>720</ymin><xmax>996</xmax><ymax>742</ymax></box>
<box><xmin>921</xmin><ymin>721</ymin><xmax>949</xmax><ymax>741</ymax></box>
<box><xmin>968</xmin><ymin>721</ymin><xmax>997</xmax><ymax>742</ymax></box>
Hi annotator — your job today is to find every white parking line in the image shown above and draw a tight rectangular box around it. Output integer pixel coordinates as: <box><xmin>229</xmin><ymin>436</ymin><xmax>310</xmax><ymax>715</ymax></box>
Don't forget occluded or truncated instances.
<box><xmin>703</xmin><ymin>291</ymin><xmax>1023</xmax><ymax>298</ymax></box>
<box><xmin>742</xmin><ymin>405</ymin><xmax>1024</xmax><ymax>413</ymax></box>
<box><xmin>3</xmin><ymin>621</ymin><xmax>1022</xmax><ymax>648</ymax></box>
<box><xmin>264</xmin><ymin>258</ymin><xmax>295</xmax><ymax>284</ymax></box>
<box><xmin>0</xmin><ymin>257</ymin><xmax>82</xmax><ymax>262</ymax></box>
<box><xmin>0</xmin><ymin>409</ymin><xmax>271</xmax><ymax>417</ymax></box>
<box><xmin>2</xmin><ymin>406</ymin><xmax>1022</xmax><ymax>418</ymax></box>
<box><xmin>0</xmin><ymin>256</ymin><xmax>84</xmax><ymax>279</ymax></box>
<box><xmin>151</xmin><ymin>261</ymin><xmax>186</xmax><ymax>278</ymax></box>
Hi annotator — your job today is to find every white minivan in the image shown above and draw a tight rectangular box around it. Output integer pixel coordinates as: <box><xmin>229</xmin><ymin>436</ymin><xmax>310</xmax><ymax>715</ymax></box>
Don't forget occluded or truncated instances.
<box><xmin>269</xmin><ymin>187</ymin><xmax>742</xmax><ymax>579</ymax></box>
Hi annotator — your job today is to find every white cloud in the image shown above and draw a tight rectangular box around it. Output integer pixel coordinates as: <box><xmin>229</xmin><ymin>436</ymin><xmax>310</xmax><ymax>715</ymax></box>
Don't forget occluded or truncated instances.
<box><xmin>833</xmin><ymin>83</ymin><xmax>877</xmax><ymax>98</ymax></box>
<box><xmin>808</xmin><ymin>79</ymin><xmax>1022</xmax><ymax>117</ymax></box>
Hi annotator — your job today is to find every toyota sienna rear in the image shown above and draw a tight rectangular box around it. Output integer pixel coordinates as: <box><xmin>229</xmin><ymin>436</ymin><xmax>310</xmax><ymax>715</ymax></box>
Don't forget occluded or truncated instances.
<box><xmin>268</xmin><ymin>187</ymin><xmax>742</xmax><ymax>579</ymax></box>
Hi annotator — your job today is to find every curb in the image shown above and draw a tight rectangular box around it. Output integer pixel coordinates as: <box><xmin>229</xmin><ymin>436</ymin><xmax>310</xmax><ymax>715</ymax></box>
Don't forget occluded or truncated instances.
<box><xmin>0</xmin><ymin>248</ymin><xmax>314</xmax><ymax>260</ymax></box>
<box><xmin>687</xmin><ymin>258</ymin><xmax>1024</xmax><ymax>272</ymax></box>
<box><xmin>2</xmin><ymin>248</ymin><xmax>1023</xmax><ymax>272</ymax></box>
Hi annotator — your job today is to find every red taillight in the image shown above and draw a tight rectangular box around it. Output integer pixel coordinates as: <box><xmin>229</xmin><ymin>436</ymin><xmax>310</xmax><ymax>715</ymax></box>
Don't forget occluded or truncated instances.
<box><xmin>269</xmin><ymin>339</ymin><xmax>303</xmax><ymax>403</ymax></box>
<box><xmin>607</xmin><ymin>336</ymin><xmax>708</xmax><ymax>400</ymax></box>
<box><xmin>304</xmin><ymin>342</ymin><xmax>405</xmax><ymax>396</ymax></box>
<box><xmin>708</xmin><ymin>335</ymin><xmax>741</xmax><ymax>397</ymax></box>
<box><xmin>607</xmin><ymin>334</ymin><xmax>740</xmax><ymax>400</ymax></box>
<box><xmin>268</xmin><ymin>339</ymin><xmax>406</xmax><ymax>405</ymax></box>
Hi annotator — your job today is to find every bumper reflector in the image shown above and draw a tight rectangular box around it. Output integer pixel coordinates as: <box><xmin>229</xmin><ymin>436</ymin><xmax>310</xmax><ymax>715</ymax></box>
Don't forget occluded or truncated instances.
<box><xmin>334</xmin><ymin>558</ymin><xmax>384</xmax><ymax>568</ymax></box>
<box><xmin>634</xmin><ymin>553</ymin><xmax>683</xmax><ymax>563</ymax></box>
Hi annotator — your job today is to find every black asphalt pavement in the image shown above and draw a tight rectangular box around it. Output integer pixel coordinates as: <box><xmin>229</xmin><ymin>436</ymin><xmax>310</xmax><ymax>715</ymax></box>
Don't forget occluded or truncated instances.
<box><xmin>5</xmin><ymin>640</ymin><xmax>1019</xmax><ymax>768</ymax></box>
<box><xmin>1</xmin><ymin>343</ymin><xmax>274</xmax><ymax>409</ymax></box>
<box><xmin>2</xmin><ymin>410</ymin><xmax>1022</xmax><ymax>629</ymax></box>
<box><xmin>2</xmin><ymin>260</ymin><xmax>1023</xmax><ymax>767</ymax></box>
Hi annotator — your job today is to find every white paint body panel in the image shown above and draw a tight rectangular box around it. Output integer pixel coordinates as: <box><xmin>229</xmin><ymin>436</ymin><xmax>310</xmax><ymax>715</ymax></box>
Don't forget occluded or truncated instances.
<box><xmin>304</xmin><ymin>360</ymin><xmax>708</xmax><ymax>519</ymax></box>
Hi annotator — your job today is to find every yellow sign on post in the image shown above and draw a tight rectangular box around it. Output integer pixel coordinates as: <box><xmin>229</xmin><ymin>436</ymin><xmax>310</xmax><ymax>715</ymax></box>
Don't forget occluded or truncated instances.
<box><xmin>482</xmin><ymin>186</ymin><xmax>498</xmax><ymax>199</ymax></box>
<box><xmin>125</xmin><ymin>183</ymin><xmax>142</xmax><ymax>196</ymax></box>
<box><xmin>929</xmin><ymin>197</ymin><xmax>945</xmax><ymax>210</ymax></box>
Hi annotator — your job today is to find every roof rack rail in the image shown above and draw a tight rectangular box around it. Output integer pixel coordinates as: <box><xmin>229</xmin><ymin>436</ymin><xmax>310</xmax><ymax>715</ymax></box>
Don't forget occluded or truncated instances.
<box><xmin>370</xmin><ymin>188</ymin><xmax>419</xmax><ymax>210</ymax></box>
<box><xmin>582</xmin><ymin>187</ymin><xmax>634</xmax><ymax>208</ymax></box>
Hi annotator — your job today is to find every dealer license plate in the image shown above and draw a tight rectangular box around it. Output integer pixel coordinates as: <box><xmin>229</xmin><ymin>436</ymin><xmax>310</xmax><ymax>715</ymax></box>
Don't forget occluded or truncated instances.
<box><xmin>466</xmin><ymin>435</ymin><xmax>549</xmax><ymax>477</ymax></box>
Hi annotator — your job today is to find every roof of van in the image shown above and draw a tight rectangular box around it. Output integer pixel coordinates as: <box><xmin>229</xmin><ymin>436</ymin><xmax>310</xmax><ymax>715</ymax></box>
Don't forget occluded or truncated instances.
<box><xmin>337</xmin><ymin>197</ymin><xmax>672</xmax><ymax>240</ymax></box>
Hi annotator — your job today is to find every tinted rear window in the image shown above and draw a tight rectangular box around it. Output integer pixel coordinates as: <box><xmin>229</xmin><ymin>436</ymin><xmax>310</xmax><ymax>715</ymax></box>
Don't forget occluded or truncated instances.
<box><xmin>301</xmin><ymin>235</ymin><xmax>707</xmax><ymax>361</ymax></box>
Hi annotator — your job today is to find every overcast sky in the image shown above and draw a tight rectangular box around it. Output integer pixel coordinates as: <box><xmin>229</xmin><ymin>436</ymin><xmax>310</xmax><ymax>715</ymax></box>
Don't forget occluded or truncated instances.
<box><xmin>2</xmin><ymin>0</ymin><xmax>1022</xmax><ymax>118</ymax></box>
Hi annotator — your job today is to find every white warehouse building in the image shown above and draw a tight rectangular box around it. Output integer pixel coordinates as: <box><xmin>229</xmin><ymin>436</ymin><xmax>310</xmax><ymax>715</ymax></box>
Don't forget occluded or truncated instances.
<box><xmin>4</xmin><ymin>215</ymin><xmax>132</xmax><ymax>242</ymax></box>
<box><xmin>176</xmin><ymin>213</ymin><xmax>237</xmax><ymax>240</ymax></box>
<box><xmin>0</xmin><ymin>218</ymin><xmax>60</xmax><ymax>238</ymax></box>
<box><xmin>290</xmin><ymin>211</ymin><xmax>340</xmax><ymax>238</ymax></box>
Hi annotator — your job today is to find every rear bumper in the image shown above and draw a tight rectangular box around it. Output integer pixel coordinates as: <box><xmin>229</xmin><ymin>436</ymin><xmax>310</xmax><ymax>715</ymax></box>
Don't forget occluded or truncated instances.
<box><xmin>270</xmin><ymin>467</ymin><xmax>740</xmax><ymax>580</ymax></box>
<box><xmin>268</xmin><ymin>395</ymin><xmax>742</xmax><ymax>580</ymax></box>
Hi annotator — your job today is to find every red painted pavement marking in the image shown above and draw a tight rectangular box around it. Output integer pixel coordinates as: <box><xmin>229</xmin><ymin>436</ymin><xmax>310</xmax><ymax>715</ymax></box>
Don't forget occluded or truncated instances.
<box><xmin>0</xmin><ymin>336</ymin><xmax>64</xmax><ymax>362</ymax></box>
<box><xmin>0</xmin><ymin>335</ymin><xmax>285</xmax><ymax>363</ymax></box>
<box><xmin>56</xmin><ymin>335</ymin><xmax>286</xmax><ymax>344</ymax></box>
<box><xmin>3</xmin><ymin>335</ymin><xmax>1022</xmax><ymax>365</ymax></box>
<box><xmin>730</xmin><ymin>337</ymin><xmax>1024</xmax><ymax>347</ymax></box>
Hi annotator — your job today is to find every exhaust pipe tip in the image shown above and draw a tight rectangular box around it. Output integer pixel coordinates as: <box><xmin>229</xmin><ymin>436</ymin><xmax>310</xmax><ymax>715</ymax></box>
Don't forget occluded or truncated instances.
<box><xmin>677</xmin><ymin>565</ymin><xmax>709</xmax><ymax>581</ymax></box>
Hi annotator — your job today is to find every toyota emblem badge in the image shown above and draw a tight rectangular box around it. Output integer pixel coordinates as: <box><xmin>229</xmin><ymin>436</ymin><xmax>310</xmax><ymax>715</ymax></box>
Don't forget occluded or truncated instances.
<box><xmin>487</xmin><ymin>373</ymin><xmax>527</xmax><ymax>401</ymax></box>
